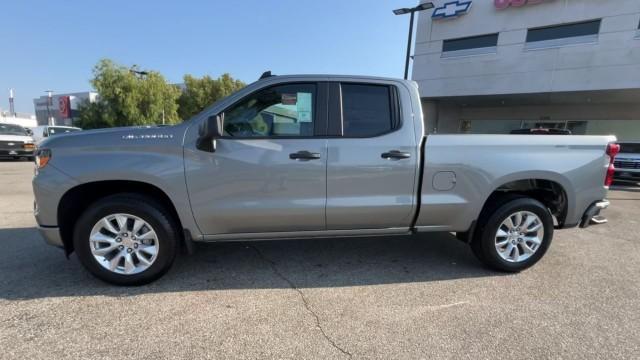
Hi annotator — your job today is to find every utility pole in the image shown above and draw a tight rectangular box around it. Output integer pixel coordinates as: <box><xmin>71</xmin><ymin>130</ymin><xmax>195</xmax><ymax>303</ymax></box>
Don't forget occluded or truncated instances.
<box><xmin>9</xmin><ymin>88</ymin><xmax>15</xmax><ymax>117</ymax></box>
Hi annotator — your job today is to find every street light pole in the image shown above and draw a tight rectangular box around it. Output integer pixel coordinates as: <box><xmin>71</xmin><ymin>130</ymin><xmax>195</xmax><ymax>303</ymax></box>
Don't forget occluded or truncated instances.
<box><xmin>45</xmin><ymin>90</ymin><xmax>54</xmax><ymax>126</ymax></box>
<box><xmin>404</xmin><ymin>11</ymin><xmax>416</xmax><ymax>80</ymax></box>
<box><xmin>393</xmin><ymin>2</ymin><xmax>434</xmax><ymax>80</ymax></box>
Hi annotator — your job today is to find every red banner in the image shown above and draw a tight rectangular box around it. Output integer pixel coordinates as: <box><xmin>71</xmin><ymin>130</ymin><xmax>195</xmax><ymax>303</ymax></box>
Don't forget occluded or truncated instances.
<box><xmin>59</xmin><ymin>96</ymin><xmax>71</xmax><ymax>118</ymax></box>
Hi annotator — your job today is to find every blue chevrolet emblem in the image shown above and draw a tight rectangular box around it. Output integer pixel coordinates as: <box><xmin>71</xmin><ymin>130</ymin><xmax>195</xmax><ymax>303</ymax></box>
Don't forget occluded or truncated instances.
<box><xmin>432</xmin><ymin>0</ymin><xmax>473</xmax><ymax>19</ymax></box>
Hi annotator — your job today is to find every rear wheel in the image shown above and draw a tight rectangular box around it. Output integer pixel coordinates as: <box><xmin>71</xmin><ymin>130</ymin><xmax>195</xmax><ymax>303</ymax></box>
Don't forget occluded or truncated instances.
<box><xmin>73</xmin><ymin>194</ymin><xmax>179</xmax><ymax>285</ymax></box>
<box><xmin>471</xmin><ymin>197</ymin><xmax>553</xmax><ymax>272</ymax></box>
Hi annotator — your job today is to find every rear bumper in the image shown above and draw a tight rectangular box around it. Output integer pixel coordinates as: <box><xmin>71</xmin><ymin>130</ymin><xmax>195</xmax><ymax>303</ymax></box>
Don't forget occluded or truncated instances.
<box><xmin>579</xmin><ymin>200</ymin><xmax>610</xmax><ymax>228</ymax></box>
<box><xmin>38</xmin><ymin>225</ymin><xmax>64</xmax><ymax>248</ymax></box>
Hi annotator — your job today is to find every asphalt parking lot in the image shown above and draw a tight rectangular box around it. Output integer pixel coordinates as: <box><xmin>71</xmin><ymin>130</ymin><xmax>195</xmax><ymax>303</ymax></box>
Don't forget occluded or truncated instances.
<box><xmin>1</xmin><ymin>160</ymin><xmax>639</xmax><ymax>359</ymax></box>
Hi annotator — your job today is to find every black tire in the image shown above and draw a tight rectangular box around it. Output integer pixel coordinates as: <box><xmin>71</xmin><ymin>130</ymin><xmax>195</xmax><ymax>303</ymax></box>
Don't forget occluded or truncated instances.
<box><xmin>73</xmin><ymin>193</ymin><xmax>180</xmax><ymax>285</ymax></box>
<box><xmin>471</xmin><ymin>196</ymin><xmax>553</xmax><ymax>272</ymax></box>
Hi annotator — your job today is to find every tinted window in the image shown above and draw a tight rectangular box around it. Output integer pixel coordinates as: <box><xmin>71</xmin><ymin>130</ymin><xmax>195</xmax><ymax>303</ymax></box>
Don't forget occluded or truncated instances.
<box><xmin>341</xmin><ymin>84</ymin><xmax>394</xmax><ymax>137</ymax></box>
<box><xmin>443</xmin><ymin>34</ymin><xmax>499</xmax><ymax>52</ymax></box>
<box><xmin>527</xmin><ymin>20</ymin><xmax>601</xmax><ymax>42</ymax></box>
<box><xmin>620</xmin><ymin>143</ymin><xmax>640</xmax><ymax>154</ymax></box>
<box><xmin>223</xmin><ymin>83</ymin><xmax>315</xmax><ymax>137</ymax></box>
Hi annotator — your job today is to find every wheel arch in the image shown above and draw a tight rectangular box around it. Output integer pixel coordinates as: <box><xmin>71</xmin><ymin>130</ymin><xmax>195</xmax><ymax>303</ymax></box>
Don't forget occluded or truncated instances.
<box><xmin>480</xmin><ymin>177</ymin><xmax>570</xmax><ymax>230</ymax></box>
<box><xmin>57</xmin><ymin>180</ymin><xmax>184</xmax><ymax>255</ymax></box>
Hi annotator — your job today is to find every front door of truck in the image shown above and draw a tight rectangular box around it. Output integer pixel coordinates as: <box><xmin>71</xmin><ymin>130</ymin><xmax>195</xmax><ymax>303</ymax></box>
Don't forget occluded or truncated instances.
<box><xmin>184</xmin><ymin>82</ymin><xmax>329</xmax><ymax>235</ymax></box>
<box><xmin>326</xmin><ymin>81</ymin><xmax>419</xmax><ymax>230</ymax></box>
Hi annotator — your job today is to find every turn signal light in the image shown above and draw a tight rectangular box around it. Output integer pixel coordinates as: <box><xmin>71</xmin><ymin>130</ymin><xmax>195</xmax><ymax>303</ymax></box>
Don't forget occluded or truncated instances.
<box><xmin>23</xmin><ymin>142</ymin><xmax>35</xmax><ymax>150</ymax></box>
<box><xmin>35</xmin><ymin>148</ymin><xmax>51</xmax><ymax>169</ymax></box>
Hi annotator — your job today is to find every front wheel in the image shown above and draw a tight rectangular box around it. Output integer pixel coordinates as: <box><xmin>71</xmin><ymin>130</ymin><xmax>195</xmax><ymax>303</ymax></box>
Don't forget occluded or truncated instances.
<box><xmin>73</xmin><ymin>194</ymin><xmax>179</xmax><ymax>285</ymax></box>
<box><xmin>471</xmin><ymin>197</ymin><xmax>553</xmax><ymax>272</ymax></box>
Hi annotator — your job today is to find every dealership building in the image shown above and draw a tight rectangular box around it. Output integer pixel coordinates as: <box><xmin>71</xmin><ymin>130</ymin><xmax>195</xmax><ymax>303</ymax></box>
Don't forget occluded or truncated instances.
<box><xmin>33</xmin><ymin>91</ymin><xmax>98</xmax><ymax>126</ymax></box>
<box><xmin>412</xmin><ymin>0</ymin><xmax>640</xmax><ymax>140</ymax></box>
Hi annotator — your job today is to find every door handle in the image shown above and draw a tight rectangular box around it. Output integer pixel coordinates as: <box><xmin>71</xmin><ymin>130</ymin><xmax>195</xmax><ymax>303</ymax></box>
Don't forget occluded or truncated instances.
<box><xmin>381</xmin><ymin>150</ymin><xmax>411</xmax><ymax>160</ymax></box>
<box><xmin>289</xmin><ymin>150</ymin><xmax>321</xmax><ymax>161</ymax></box>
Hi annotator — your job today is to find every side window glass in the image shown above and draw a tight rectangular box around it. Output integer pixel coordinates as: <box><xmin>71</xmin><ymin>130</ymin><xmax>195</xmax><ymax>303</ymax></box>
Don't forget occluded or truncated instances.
<box><xmin>341</xmin><ymin>84</ymin><xmax>394</xmax><ymax>137</ymax></box>
<box><xmin>223</xmin><ymin>83</ymin><xmax>315</xmax><ymax>137</ymax></box>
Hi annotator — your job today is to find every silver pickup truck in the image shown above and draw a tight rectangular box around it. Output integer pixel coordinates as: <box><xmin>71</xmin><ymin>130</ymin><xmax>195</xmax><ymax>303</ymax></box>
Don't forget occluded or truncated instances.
<box><xmin>33</xmin><ymin>75</ymin><xmax>618</xmax><ymax>285</ymax></box>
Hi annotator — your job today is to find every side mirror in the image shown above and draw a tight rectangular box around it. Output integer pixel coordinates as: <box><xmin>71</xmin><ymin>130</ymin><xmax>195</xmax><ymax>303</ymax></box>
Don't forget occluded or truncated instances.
<box><xmin>196</xmin><ymin>113</ymin><xmax>224</xmax><ymax>152</ymax></box>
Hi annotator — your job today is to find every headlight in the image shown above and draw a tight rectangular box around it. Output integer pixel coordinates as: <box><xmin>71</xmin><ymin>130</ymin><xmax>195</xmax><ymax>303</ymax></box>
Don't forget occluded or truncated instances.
<box><xmin>35</xmin><ymin>148</ymin><xmax>52</xmax><ymax>169</ymax></box>
<box><xmin>23</xmin><ymin>142</ymin><xmax>35</xmax><ymax>151</ymax></box>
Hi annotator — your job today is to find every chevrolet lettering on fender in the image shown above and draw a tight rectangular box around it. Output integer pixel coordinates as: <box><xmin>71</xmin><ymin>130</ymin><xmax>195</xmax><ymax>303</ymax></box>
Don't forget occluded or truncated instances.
<box><xmin>33</xmin><ymin>74</ymin><xmax>618</xmax><ymax>285</ymax></box>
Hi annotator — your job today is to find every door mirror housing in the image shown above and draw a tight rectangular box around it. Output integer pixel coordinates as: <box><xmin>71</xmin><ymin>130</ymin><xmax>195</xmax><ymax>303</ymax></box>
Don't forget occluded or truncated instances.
<box><xmin>196</xmin><ymin>114</ymin><xmax>224</xmax><ymax>152</ymax></box>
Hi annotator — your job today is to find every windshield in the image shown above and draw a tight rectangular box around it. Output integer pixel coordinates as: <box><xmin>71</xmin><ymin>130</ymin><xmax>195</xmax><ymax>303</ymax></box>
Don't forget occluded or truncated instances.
<box><xmin>0</xmin><ymin>124</ymin><xmax>29</xmax><ymax>136</ymax></box>
<box><xmin>48</xmin><ymin>127</ymin><xmax>81</xmax><ymax>136</ymax></box>
<box><xmin>619</xmin><ymin>143</ymin><xmax>640</xmax><ymax>154</ymax></box>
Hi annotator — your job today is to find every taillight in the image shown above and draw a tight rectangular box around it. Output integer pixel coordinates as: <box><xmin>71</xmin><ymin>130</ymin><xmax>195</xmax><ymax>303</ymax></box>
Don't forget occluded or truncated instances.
<box><xmin>607</xmin><ymin>143</ymin><xmax>620</xmax><ymax>158</ymax></box>
<box><xmin>604</xmin><ymin>143</ymin><xmax>619</xmax><ymax>187</ymax></box>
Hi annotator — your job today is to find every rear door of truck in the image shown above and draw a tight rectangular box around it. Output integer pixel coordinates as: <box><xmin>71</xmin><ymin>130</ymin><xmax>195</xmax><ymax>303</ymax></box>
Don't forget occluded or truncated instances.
<box><xmin>325</xmin><ymin>80</ymin><xmax>419</xmax><ymax>230</ymax></box>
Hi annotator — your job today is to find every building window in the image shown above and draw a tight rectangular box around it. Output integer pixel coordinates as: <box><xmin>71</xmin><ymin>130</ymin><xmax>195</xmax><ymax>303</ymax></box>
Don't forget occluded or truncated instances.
<box><xmin>442</xmin><ymin>33</ymin><xmax>499</xmax><ymax>58</ymax></box>
<box><xmin>526</xmin><ymin>20</ymin><xmax>601</xmax><ymax>50</ymax></box>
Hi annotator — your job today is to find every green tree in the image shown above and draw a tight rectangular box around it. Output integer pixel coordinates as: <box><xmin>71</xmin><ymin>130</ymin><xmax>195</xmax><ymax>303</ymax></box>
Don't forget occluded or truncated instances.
<box><xmin>177</xmin><ymin>73</ymin><xmax>245</xmax><ymax>120</ymax></box>
<box><xmin>76</xmin><ymin>59</ymin><xmax>181</xmax><ymax>129</ymax></box>
<box><xmin>76</xmin><ymin>100</ymin><xmax>114</xmax><ymax>129</ymax></box>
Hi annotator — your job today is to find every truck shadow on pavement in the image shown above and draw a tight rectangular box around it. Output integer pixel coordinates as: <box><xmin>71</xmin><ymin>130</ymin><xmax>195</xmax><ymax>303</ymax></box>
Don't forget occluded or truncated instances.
<box><xmin>0</xmin><ymin>227</ymin><xmax>503</xmax><ymax>300</ymax></box>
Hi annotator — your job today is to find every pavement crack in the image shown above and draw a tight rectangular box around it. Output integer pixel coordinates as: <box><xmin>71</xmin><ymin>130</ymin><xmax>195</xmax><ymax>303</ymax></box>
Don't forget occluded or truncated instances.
<box><xmin>247</xmin><ymin>244</ymin><xmax>353</xmax><ymax>359</ymax></box>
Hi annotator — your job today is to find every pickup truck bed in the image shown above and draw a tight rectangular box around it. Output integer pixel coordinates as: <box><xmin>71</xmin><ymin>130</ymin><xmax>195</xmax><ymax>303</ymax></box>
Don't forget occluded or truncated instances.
<box><xmin>32</xmin><ymin>74</ymin><xmax>617</xmax><ymax>285</ymax></box>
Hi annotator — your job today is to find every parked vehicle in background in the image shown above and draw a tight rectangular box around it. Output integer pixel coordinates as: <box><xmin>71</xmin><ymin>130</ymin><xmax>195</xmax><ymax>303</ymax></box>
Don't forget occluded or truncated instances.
<box><xmin>0</xmin><ymin>123</ymin><xmax>35</xmax><ymax>160</ymax></box>
<box><xmin>32</xmin><ymin>125</ymin><xmax>82</xmax><ymax>144</ymax></box>
<box><xmin>32</xmin><ymin>74</ymin><xmax>618</xmax><ymax>285</ymax></box>
<box><xmin>614</xmin><ymin>142</ymin><xmax>640</xmax><ymax>182</ymax></box>
<box><xmin>510</xmin><ymin>128</ymin><xmax>573</xmax><ymax>135</ymax></box>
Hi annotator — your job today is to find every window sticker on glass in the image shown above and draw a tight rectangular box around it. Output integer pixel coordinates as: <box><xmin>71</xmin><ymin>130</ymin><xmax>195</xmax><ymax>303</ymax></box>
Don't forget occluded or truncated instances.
<box><xmin>281</xmin><ymin>94</ymin><xmax>297</xmax><ymax>105</ymax></box>
<box><xmin>296</xmin><ymin>92</ymin><xmax>312</xmax><ymax>123</ymax></box>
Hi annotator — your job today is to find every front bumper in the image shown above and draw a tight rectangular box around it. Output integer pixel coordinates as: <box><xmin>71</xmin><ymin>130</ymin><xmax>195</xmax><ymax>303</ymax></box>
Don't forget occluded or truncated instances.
<box><xmin>0</xmin><ymin>149</ymin><xmax>34</xmax><ymax>157</ymax></box>
<box><xmin>614</xmin><ymin>170</ymin><xmax>640</xmax><ymax>180</ymax></box>
<box><xmin>579</xmin><ymin>200</ymin><xmax>610</xmax><ymax>228</ymax></box>
<box><xmin>38</xmin><ymin>225</ymin><xmax>64</xmax><ymax>248</ymax></box>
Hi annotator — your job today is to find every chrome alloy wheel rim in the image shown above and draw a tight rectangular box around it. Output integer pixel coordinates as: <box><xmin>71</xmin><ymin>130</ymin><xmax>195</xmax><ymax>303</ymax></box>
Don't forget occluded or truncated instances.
<box><xmin>495</xmin><ymin>211</ymin><xmax>544</xmax><ymax>263</ymax></box>
<box><xmin>89</xmin><ymin>213</ymin><xmax>159</xmax><ymax>275</ymax></box>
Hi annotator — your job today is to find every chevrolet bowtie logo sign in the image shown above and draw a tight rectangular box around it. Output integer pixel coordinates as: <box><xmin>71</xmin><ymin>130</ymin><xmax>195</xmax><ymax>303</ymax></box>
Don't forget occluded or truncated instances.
<box><xmin>432</xmin><ymin>1</ymin><xmax>473</xmax><ymax>19</ymax></box>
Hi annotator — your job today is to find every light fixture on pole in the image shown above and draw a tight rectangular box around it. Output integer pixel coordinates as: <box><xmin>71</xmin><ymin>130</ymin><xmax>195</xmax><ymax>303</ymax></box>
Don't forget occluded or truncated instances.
<box><xmin>393</xmin><ymin>2</ymin><xmax>434</xmax><ymax>80</ymax></box>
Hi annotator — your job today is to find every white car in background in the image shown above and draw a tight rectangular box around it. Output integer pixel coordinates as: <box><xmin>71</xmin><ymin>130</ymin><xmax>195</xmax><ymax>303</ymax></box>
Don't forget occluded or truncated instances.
<box><xmin>32</xmin><ymin>125</ymin><xmax>82</xmax><ymax>145</ymax></box>
<box><xmin>614</xmin><ymin>142</ymin><xmax>640</xmax><ymax>183</ymax></box>
<box><xmin>0</xmin><ymin>123</ymin><xmax>35</xmax><ymax>160</ymax></box>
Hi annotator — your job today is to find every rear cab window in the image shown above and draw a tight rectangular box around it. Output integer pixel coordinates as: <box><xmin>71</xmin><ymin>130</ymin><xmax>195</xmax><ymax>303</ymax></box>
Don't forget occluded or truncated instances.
<box><xmin>339</xmin><ymin>83</ymin><xmax>400</xmax><ymax>137</ymax></box>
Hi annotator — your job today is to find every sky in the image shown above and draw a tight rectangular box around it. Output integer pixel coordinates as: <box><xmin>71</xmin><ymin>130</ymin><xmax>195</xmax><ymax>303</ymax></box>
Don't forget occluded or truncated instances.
<box><xmin>0</xmin><ymin>0</ymin><xmax>420</xmax><ymax>114</ymax></box>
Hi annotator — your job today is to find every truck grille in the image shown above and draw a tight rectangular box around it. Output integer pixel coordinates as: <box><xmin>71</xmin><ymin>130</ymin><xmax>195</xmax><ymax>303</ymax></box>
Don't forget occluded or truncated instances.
<box><xmin>614</xmin><ymin>160</ymin><xmax>640</xmax><ymax>169</ymax></box>
<box><xmin>0</xmin><ymin>140</ymin><xmax>23</xmax><ymax>150</ymax></box>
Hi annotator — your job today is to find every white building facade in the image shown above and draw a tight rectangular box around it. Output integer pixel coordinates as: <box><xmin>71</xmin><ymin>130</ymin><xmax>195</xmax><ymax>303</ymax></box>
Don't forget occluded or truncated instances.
<box><xmin>412</xmin><ymin>0</ymin><xmax>640</xmax><ymax>140</ymax></box>
<box><xmin>33</xmin><ymin>91</ymin><xmax>98</xmax><ymax>126</ymax></box>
